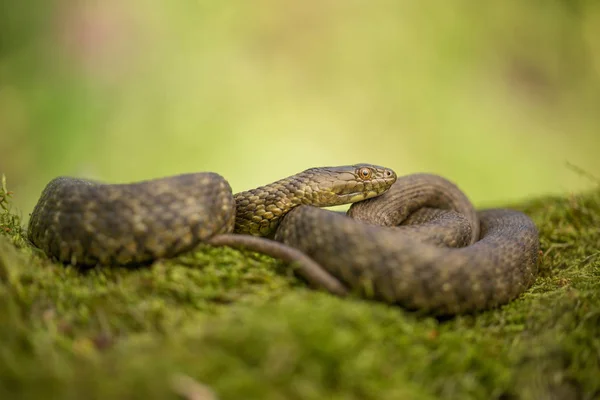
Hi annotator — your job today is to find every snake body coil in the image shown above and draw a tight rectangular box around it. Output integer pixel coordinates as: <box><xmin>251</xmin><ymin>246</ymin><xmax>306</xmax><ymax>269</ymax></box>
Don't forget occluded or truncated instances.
<box><xmin>28</xmin><ymin>165</ymin><xmax>539</xmax><ymax>314</ymax></box>
<box><xmin>28</xmin><ymin>173</ymin><xmax>236</xmax><ymax>265</ymax></box>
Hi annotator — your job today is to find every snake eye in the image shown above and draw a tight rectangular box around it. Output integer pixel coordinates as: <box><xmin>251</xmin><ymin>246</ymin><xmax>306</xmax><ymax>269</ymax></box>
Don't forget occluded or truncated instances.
<box><xmin>358</xmin><ymin>167</ymin><xmax>372</xmax><ymax>180</ymax></box>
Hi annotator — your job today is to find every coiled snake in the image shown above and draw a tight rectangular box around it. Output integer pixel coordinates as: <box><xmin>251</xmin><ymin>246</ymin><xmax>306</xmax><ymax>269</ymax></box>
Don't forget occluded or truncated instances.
<box><xmin>28</xmin><ymin>165</ymin><xmax>539</xmax><ymax>315</ymax></box>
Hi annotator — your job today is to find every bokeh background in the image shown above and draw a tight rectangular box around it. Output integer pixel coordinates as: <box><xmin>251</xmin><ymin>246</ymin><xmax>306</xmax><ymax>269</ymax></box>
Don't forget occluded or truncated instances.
<box><xmin>2</xmin><ymin>0</ymin><xmax>599</xmax><ymax>218</ymax></box>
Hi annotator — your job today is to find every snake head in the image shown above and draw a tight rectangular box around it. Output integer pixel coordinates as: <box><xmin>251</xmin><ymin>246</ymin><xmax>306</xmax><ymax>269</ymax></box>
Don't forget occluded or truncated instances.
<box><xmin>303</xmin><ymin>164</ymin><xmax>397</xmax><ymax>206</ymax></box>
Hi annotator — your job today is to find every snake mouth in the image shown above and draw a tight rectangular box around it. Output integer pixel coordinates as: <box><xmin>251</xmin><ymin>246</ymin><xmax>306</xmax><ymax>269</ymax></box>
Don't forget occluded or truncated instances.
<box><xmin>342</xmin><ymin>190</ymin><xmax>382</xmax><ymax>204</ymax></box>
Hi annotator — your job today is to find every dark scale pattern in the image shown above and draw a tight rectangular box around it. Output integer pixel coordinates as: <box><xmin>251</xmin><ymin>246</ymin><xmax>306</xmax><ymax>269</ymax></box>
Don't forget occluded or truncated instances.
<box><xmin>348</xmin><ymin>173</ymin><xmax>481</xmax><ymax>243</ymax></box>
<box><xmin>275</xmin><ymin>205</ymin><xmax>539</xmax><ymax>315</ymax></box>
<box><xmin>28</xmin><ymin>173</ymin><xmax>236</xmax><ymax>265</ymax></box>
<box><xmin>28</xmin><ymin>167</ymin><xmax>540</xmax><ymax>314</ymax></box>
<box><xmin>233</xmin><ymin>165</ymin><xmax>397</xmax><ymax>236</ymax></box>
<box><xmin>395</xmin><ymin>208</ymin><xmax>473</xmax><ymax>248</ymax></box>
<box><xmin>28</xmin><ymin>165</ymin><xmax>396</xmax><ymax>266</ymax></box>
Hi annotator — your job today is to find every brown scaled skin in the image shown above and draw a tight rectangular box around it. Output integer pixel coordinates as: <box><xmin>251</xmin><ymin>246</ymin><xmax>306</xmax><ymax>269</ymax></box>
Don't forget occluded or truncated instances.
<box><xmin>233</xmin><ymin>164</ymin><xmax>397</xmax><ymax>236</ymax></box>
<box><xmin>27</xmin><ymin>166</ymin><xmax>540</xmax><ymax>315</ymax></box>
<box><xmin>275</xmin><ymin>174</ymin><xmax>540</xmax><ymax>315</ymax></box>
<box><xmin>27</xmin><ymin>164</ymin><xmax>396</xmax><ymax>265</ymax></box>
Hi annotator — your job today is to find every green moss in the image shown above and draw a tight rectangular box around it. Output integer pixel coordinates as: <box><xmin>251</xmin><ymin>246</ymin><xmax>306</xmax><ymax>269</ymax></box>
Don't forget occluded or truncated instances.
<box><xmin>0</xmin><ymin>177</ymin><xmax>599</xmax><ymax>400</ymax></box>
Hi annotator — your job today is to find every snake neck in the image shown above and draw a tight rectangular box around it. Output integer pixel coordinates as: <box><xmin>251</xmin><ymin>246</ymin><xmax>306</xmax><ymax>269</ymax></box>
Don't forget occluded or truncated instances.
<box><xmin>233</xmin><ymin>173</ymin><xmax>317</xmax><ymax>237</ymax></box>
<box><xmin>232</xmin><ymin>165</ymin><xmax>397</xmax><ymax>237</ymax></box>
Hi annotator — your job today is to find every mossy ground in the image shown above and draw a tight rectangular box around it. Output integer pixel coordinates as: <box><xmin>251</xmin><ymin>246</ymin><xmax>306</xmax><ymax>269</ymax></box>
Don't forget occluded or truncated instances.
<box><xmin>0</xmin><ymin>176</ymin><xmax>599</xmax><ymax>400</ymax></box>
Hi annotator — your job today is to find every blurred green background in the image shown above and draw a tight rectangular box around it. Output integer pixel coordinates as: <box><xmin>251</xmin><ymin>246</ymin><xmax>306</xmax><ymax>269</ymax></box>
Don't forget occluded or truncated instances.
<box><xmin>2</xmin><ymin>0</ymin><xmax>599</xmax><ymax>218</ymax></box>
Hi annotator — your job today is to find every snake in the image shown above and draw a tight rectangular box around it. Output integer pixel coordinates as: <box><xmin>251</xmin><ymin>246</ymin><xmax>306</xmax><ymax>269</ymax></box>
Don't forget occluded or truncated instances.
<box><xmin>27</xmin><ymin>164</ymin><xmax>539</xmax><ymax>315</ymax></box>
